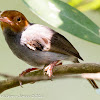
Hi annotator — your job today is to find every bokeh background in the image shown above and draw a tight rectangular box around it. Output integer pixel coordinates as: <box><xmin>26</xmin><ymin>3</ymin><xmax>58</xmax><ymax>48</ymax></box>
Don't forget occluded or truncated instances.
<box><xmin>0</xmin><ymin>0</ymin><xmax>100</xmax><ymax>100</ymax></box>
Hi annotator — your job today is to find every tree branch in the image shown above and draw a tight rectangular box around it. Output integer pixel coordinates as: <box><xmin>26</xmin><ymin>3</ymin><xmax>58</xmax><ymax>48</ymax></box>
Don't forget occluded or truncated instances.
<box><xmin>0</xmin><ymin>63</ymin><xmax>100</xmax><ymax>94</ymax></box>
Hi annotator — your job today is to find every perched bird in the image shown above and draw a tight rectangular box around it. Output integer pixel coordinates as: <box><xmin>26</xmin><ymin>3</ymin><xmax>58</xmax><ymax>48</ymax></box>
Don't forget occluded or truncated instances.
<box><xmin>0</xmin><ymin>10</ymin><xmax>98</xmax><ymax>89</ymax></box>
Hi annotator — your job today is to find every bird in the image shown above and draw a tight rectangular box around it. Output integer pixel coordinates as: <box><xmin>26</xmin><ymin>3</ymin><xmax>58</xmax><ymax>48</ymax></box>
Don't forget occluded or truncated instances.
<box><xmin>0</xmin><ymin>10</ymin><xmax>99</xmax><ymax>89</ymax></box>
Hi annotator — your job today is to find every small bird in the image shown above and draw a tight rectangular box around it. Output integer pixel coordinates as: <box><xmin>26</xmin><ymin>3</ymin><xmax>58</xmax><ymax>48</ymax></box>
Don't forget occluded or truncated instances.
<box><xmin>0</xmin><ymin>10</ymin><xmax>98</xmax><ymax>89</ymax></box>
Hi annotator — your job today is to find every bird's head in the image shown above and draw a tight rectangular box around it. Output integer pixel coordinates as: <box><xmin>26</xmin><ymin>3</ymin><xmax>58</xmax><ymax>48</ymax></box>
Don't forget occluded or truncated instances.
<box><xmin>0</xmin><ymin>10</ymin><xmax>29</xmax><ymax>33</ymax></box>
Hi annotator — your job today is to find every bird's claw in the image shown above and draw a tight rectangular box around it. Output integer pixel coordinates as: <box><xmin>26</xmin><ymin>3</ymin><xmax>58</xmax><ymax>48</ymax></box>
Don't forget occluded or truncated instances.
<box><xmin>44</xmin><ymin>60</ymin><xmax>62</xmax><ymax>78</ymax></box>
<box><xmin>44</xmin><ymin>65</ymin><xmax>53</xmax><ymax>77</ymax></box>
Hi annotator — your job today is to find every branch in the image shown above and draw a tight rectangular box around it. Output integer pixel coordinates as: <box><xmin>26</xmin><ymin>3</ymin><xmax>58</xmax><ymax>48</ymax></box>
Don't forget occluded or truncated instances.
<box><xmin>0</xmin><ymin>63</ymin><xmax>100</xmax><ymax>94</ymax></box>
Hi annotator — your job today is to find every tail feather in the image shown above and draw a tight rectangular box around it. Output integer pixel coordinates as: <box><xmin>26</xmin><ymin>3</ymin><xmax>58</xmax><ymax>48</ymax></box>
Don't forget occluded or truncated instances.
<box><xmin>87</xmin><ymin>79</ymin><xmax>99</xmax><ymax>89</ymax></box>
<box><xmin>73</xmin><ymin>58</ymin><xmax>99</xmax><ymax>89</ymax></box>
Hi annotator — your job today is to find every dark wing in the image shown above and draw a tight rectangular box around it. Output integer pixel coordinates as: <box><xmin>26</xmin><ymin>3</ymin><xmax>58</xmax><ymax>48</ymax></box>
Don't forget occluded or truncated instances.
<box><xmin>22</xmin><ymin>24</ymin><xmax>83</xmax><ymax>60</ymax></box>
<box><xmin>49</xmin><ymin>31</ymin><xmax>83</xmax><ymax>60</ymax></box>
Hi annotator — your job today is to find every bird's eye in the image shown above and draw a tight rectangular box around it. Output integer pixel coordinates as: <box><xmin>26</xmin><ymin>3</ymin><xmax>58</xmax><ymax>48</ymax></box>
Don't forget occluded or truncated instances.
<box><xmin>17</xmin><ymin>17</ymin><xmax>21</xmax><ymax>22</ymax></box>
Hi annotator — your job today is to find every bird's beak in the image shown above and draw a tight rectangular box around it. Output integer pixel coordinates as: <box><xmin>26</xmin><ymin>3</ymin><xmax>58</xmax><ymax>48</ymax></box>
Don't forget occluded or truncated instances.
<box><xmin>0</xmin><ymin>17</ymin><xmax>12</xmax><ymax>24</ymax></box>
<box><xmin>0</xmin><ymin>11</ymin><xmax>12</xmax><ymax>25</ymax></box>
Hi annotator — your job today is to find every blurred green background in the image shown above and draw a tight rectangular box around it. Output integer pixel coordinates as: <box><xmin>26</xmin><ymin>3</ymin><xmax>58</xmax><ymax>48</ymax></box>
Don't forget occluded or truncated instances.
<box><xmin>0</xmin><ymin>0</ymin><xmax>100</xmax><ymax>100</ymax></box>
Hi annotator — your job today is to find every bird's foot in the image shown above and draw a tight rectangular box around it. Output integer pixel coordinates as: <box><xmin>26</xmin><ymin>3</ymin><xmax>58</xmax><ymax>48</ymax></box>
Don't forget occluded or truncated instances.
<box><xmin>44</xmin><ymin>60</ymin><xmax>62</xmax><ymax>77</ymax></box>
<box><xmin>19</xmin><ymin>68</ymin><xmax>38</xmax><ymax>87</ymax></box>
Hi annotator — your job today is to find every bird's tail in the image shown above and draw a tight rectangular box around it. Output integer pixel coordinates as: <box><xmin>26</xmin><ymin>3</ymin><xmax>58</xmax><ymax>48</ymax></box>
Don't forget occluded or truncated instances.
<box><xmin>73</xmin><ymin>59</ymin><xmax>99</xmax><ymax>90</ymax></box>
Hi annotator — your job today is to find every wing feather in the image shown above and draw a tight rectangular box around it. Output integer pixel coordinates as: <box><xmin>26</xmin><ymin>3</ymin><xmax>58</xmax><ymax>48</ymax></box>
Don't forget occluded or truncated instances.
<box><xmin>21</xmin><ymin>24</ymin><xmax>83</xmax><ymax>60</ymax></box>
<box><xmin>49</xmin><ymin>32</ymin><xmax>83</xmax><ymax>60</ymax></box>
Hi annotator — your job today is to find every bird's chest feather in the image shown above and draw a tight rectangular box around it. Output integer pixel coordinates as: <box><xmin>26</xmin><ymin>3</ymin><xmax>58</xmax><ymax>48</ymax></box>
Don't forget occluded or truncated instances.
<box><xmin>3</xmin><ymin>27</ymin><xmax>68</xmax><ymax>67</ymax></box>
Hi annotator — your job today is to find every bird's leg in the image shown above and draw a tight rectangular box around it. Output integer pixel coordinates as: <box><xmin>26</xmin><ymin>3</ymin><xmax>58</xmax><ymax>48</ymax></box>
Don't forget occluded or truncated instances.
<box><xmin>19</xmin><ymin>68</ymin><xmax>38</xmax><ymax>76</ymax></box>
<box><xmin>19</xmin><ymin>68</ymin><xmax>38</xmax><ymax>87</ymax></box>
<box><xmin>44</xmin><ymin>60</ymin><xmax>62</xmax><ymax>77</ymax></box>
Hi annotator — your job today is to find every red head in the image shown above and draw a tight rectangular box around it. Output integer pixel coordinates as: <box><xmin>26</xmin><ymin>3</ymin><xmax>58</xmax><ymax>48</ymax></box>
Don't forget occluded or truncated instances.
<box><xmin>0</xmin><ymin>10</ymin><xmax>29</xmax><ymax>33</ymax></box>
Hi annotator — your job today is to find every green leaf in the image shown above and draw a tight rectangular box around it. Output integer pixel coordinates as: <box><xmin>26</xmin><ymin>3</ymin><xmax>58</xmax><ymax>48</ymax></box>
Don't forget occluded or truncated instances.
<box><xmin>23</xmin><ymin>0</ymin><xmax>100</xmax><ymax>44</ymax></box>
